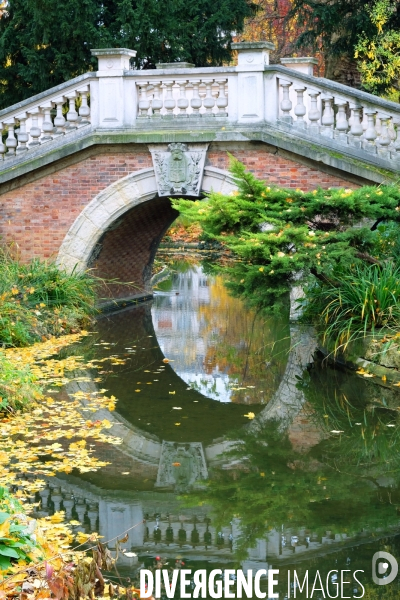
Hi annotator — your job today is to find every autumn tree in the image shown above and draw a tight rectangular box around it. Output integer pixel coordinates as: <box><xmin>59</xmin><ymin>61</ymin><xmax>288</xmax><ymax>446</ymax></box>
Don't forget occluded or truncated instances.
<box><xmin>355</xmin><ymin>0</ymin><xmax>400</xmax><ymax>99</ymax></box>
<box><xmin>239</xmin><ymin>0</ymin><xmax>323</xmax><ymax>70</ymax></box>
<box><xmin>290</xmin><ymin>0</ymin><xmax>400</xmax><ymax>89</ymax></box>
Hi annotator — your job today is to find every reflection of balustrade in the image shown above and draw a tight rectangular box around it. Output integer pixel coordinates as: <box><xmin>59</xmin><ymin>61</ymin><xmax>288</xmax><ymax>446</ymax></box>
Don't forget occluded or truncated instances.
<box><xmin>22</xmin><ymin>478</ymin><xmax>398</xmax><ymax>566</ymax></box>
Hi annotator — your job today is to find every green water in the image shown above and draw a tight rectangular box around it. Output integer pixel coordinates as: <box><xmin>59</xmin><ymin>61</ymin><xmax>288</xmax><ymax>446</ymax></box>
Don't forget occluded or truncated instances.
<box><xmin>37</xmin><ymin>261</ymin><xmax>400</xmax><ymax>597</ymax></box>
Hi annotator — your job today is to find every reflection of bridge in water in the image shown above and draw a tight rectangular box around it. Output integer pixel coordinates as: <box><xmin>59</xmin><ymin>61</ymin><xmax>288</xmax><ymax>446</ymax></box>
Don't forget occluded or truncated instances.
<box><xmin>27</xmin><ymin>476</ymin><xmax>399</xmax><ymax>573</ymax></box>
<box><xmin>19</xmin><ymin>319</ymin><xmax>395</xmax><ymax>572</ymax></box>
<box><xmin>65</xmin><ymin>322</ymin><xmax>318</xmax><ymax>491</ymax></box>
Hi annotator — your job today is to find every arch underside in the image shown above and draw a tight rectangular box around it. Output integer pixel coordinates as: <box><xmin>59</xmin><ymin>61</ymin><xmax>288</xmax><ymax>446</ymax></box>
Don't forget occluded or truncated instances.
<box><xmin>57</xmin><ymin>167</ymin><xmax>237</xmax><ymax>300</ymax></box>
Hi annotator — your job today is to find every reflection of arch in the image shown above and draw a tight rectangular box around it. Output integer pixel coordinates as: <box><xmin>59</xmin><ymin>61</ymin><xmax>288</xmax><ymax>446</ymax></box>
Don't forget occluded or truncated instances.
<box><xmin>56</xmin><ymin>167</ymin><xmax>237</xmax><ymax>273</ymax></box>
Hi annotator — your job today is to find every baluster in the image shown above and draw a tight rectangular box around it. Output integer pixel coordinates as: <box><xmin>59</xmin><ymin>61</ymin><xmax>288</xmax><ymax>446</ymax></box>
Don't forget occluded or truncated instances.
<box><xmin>51</xmin><ymin>487</ymin><xmax>62</xmax><ymax>512</ymax></box>
<box><xmin>138</xmin><ymin>83</ymin><xmax>150</xmax><ymax>118</ymax></box>
<box><xmin>65</xmin><ymin>93</ymin><xmax>79</xmax><ymax>129</ymax></box>
<box><xmin>190</xmin><ymin>80</ymin><xmax>202</xmax><ymax>116</ymax></box>
<box><xmin>28</xmin><ymin>109</ymin><xmax>42</xmax><ymax>146</ymax></box>
<box><xmin>63</xmin><ymin>494</ymin><xmax>75</xmax><ymax>520</ymax></box>
<box><xmin>41</xmin><ymin>104</ymin><xmax>54</xmax><ymax>142</ymax></box>
<box><xmin>279</xmin><ymin>80</ymin><xmax>292</xmax><ymax>123</ymax></box>
<box><xmin>149</xmin><ymin>81</ymin><xmax>162</xmax><ymax>118</ymax></box>
<box><xmin>294</xmin><ymin>87</ymin><xmax>307</xmax><ymax>128</ymax></box>
<box><xmin>5</xmin><ymin>120</ymin><xmax>17</xmax><ymax>157</ymax></box>
<box><xmin>0</xmin><ymin>123</ymin><xmax>5</xmax><ymax>159</ymax></box>
<box><xmin>375</xmin><ymin>114</ymin><xmax>382</xmax><ymax>136</ymax></box>
<box><xmin>75</xmin><ymin>498</ymin><xmax>87</xmax><ymax>523</ymax></box>
<box><xmin>78</xmin><ymin>90</ymin><xmax>90</xmax><ymax>124</ymax></box>
<box><xmin>53</xmin><ymin>101</ymin><xmax>66</xmax><ymax>135</ymax></box>
<box><xmin>349</xmin><ymin>104</ymin><xmax>363</xmax><ymax>148</ymax></box>
<box><xmin>177</xmin><ymin>80</ymin><xmax>189</xmax><ymax>117</ymax></box>
<box><xmin>216</xmin><ymin>79</ymin><xmax>228</xmax><ymax>116</ymax></box>
<box><xmin>363</xmin><ymin>109</ymin><xmax>378</xmax><ymax>153</ymax></box>
<box><xmin>87</xmin><ymin>503</ymin><xmax>99</xmax><ymax>531</ymax></box>
<box><xmin>334</xmin><ymin>100</ymin><xmax>349</xmax><ymax>142</ymax></box>
<box><xmin>16</xmin><ymin>114</ymin><xmax>29</xmax><ymax>152</ymax></box>
<box><xmin>308</xmin><ymin>90</ymin><xmax>321</xmax><ymax>132</ymax></box>
<box><xmin>202</xmin><ymin>79</ymin><xmax>215</xmax><ymax>116</ymax></box>
<box><xmin>163</xmin><ymin>80</ymin><xmax>176</xmax><ymax>117</ymax></box>
<box><xmin>361</xmin><ymin>108</ymin><xmax>368</xmax><ymax>135</ymax></box>
<box><xmin>377</xmin><ymin>114</ymin><xmax>391</xmax><ymax>157</ymax></box>
<box><xmin>321</xmin><ymin>96</ymin><xmax>334</xmax><ymax>138</ymax></box>
<box><xmin>391</xmin><ymin>118</ymin><xmax>400</xmax><ymax>162</ymax></box>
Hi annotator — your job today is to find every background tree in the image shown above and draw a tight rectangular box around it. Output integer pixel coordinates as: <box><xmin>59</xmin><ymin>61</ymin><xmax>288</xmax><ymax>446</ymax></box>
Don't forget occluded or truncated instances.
<box><xmin>355</xmin><ymin>0</ymin><xmax>400</xmax><ymax>99</ymax></box>
<box><xmin>289</xmin><ymin>0</ymin><xmax>400</xmax><ymax>87</ymax></box>
<box><xmin>0</xmin><ymin>0</ymin><xmax>257</xmax><ymax>108</ymax></box>
<box><xmin>239</xmin><ymin>0</ymin><xmax>323</xmax><ymax>72</ymax></box>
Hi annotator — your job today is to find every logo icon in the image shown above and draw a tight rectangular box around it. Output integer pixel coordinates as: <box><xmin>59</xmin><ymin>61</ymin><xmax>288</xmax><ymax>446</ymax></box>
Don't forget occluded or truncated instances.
<box><xmin>372</xmin><ymin>551</ymin><xmax>398</xmax><ymax>585</ymax></box>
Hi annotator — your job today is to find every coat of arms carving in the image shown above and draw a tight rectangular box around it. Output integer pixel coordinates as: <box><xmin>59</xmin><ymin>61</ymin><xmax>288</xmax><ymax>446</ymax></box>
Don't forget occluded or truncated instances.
<box><xmin>149</xmin><ymin>143</ymin><xmax>208</xmax><ymax>196</ymax></box>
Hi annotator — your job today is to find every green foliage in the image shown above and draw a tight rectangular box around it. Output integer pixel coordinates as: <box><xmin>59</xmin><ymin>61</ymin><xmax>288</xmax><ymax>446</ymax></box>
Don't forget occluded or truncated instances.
<box><xmin>0</xmin><ymin>486</ymin><xmax>43</xmax><ymax>572</ymax></box>
<box><xmin>0</xmin><ymin>252</ymin><xmax>98</xmax><ymax>346</ymax></box>
<box><xmin>0</xmin><ymin>352</ymin><xmax>41</xmax><ymax>413</ymax></box>
<box><xmin>290</xmin><ymin>0</ymin><xmax>400</xmax><ymax>96</ymax></box>
<box><xmin>172</xmin><ymin>158</ymin><xmax>400</xmax><ymax>314</ymax></box>
<box><xmin>301</xmin><ymin>262</ymin><xmax>400</xmax><ymax>353</ymax></box>
<box><xmin>355</xmin><ymin>0</ymin><xmax>400</xmax><ymax>97</ymax></box>
<box><xmin>0</xmin><ymin>0</ymin><xmax>257</xmax><ymax>107</ymax></box>
<box><xmin>290</xmin><ymin>0</ymin><xmax>378</xmax><ymax>60</ymax></box>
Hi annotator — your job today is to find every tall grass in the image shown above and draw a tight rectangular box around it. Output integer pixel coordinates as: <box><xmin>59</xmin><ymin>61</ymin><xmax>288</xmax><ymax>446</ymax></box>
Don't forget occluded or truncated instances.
<box><xmin>0</xmin><ymin>251</ymin><xmax>98</xmax><ymax>346</ymax></box>
<box><xmin>302</xmin><ymin>262</ymin><xmax>400</xmax><ymax>354</ymax></box>
<box><xmin>0</xmin><ymin>353</ymin><xmax>42</xmax><ymax>412</ymax></box>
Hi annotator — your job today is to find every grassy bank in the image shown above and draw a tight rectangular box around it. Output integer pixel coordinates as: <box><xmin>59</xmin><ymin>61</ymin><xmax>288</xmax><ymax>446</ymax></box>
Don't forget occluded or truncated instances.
<box><xmin>0</xmin><ymin>252</ymin><xmax>98</xmax><ymax>347</ymax></box>
<box><xmin>301</xmin><ymin>262</ymin><xmax>400</xmax><ymax>355</ymax></box>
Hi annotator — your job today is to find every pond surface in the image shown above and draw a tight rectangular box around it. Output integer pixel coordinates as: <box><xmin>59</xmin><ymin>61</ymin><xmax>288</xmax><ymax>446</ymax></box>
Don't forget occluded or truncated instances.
<box><xmin>36</xmin><ymin>259</ymin><xmax>400</xmax><ymax>597</ymax></box>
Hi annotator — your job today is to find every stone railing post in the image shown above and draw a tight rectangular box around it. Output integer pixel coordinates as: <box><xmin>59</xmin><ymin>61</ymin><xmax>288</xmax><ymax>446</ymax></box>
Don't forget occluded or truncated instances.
<box><xmin>280</xmin><ymin>57</ymin><xmax>318</xmax><ymax>76</ymax></box>
<box><xmin>232</xmin><ymin>41</ymin><xmax>275</xmax><ymax>124</ymax></box>
<box><xmin>91</xmin><ymin>48</ymin><xmax>137</xmax><ymax>128</ymax></box>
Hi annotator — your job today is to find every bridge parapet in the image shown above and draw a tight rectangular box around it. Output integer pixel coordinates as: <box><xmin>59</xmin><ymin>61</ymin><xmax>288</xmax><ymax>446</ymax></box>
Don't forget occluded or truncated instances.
<box><xmin>1</xmin><ymin>43</ymin><xmax>400</xmax><ymax>180</ymax></box>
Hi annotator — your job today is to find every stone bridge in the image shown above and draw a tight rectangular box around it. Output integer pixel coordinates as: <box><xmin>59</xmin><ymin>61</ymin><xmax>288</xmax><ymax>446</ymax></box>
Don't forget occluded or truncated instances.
<box><xmin>1</xmin><ymin>43</ymin><xmax>399</xmax><ymax>299</ymax></box>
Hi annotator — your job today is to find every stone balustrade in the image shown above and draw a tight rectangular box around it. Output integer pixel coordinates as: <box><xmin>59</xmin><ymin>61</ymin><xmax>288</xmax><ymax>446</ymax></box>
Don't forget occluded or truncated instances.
<box><xmin>136</xmin><ymin>77</ymin><xmax>229</xmax><ymax>119</ymax></box>
<box><xmin>0</xmin><ymin>77</ymin><xmax>93</xmax><ymax>158</ymax></box>
<box><xmin>276</xmin><ymin>70</ymin><xmax>400</xmax><ymax>161</ymax></box>
<box><xmin>1</xmin><ymin>43</ymin><xmax>400</xmax><ymax>176</ymax></box>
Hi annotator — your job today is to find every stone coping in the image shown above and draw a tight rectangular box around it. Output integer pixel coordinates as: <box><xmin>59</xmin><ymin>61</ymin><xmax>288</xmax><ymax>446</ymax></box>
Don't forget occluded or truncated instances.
<box><xmin>232</xmin><ymin>41</ymin><xmax>275</xmax><ymax>50</ymax></box>
<box><xmin>90</xmin><ymin>48</ymin><xmax>137</xmax><ymax>57</ymax></box>
<box><xmin>0</xmin><ymin>125</ymin><xmax>396</xmax><ymax>192</ymax></box>
<box><xmin>281</xmin><ymin>57</ymin><xmax>319</xmax><ymax>65</ymax></box>
<box><xmin>156</xmin><ymin>62</ymin><xmax>195</xmax><ymax>69</ymax></box>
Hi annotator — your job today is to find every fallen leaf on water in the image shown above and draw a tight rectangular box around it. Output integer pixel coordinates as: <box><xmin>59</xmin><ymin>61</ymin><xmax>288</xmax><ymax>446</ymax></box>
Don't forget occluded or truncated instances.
<box><xmin>243</xmin><ymin>412</ymin><xmax>255</xmax><ymax>419</ymax></box>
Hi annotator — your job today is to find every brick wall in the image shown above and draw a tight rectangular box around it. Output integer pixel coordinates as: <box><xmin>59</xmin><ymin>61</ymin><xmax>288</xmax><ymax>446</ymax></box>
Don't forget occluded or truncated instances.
<box><xmin>92</xmin><ymin>196</ymin><xmax>177</xmax><ymax>298</ymax></box>
<box><xmin>207</xmin><ymin>143</ymin><xmax>359</xmax><ymax>189</ymax></box>
<box><xmin>0</xmin><ymin>143</ymin><xmax>359</xmax><ymax>297</ymax></box>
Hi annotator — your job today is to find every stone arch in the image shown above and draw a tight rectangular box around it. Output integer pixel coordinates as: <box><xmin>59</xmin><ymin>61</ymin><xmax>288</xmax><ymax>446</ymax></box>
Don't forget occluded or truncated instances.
<box><xmin>56</xmin><ymin>166</ymin><xmax>237</xmax><ymax>296</ymax></box>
